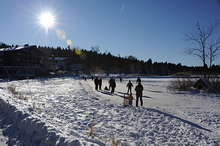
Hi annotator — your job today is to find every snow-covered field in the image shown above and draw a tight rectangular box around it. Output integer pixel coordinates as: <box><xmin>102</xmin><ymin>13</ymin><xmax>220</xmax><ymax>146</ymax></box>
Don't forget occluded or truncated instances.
<box><xmin>0</xmin><ymin>76</ymin><xmax>220</xmax><ymax>146</ymax></box>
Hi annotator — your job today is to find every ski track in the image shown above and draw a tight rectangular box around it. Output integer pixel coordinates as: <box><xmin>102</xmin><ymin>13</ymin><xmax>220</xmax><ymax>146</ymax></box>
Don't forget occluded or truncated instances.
<box><xmin>0</xmin><ymin>77</ymin><xmax>219</xmax><ymax>145</ymax></box>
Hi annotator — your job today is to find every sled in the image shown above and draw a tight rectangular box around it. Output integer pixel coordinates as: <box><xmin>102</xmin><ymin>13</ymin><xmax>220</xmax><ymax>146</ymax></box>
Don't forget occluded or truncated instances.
<box><xmin>123</xmin><ymin>94</ymin><xmax>129</xmax><ymax>106</ymax></box>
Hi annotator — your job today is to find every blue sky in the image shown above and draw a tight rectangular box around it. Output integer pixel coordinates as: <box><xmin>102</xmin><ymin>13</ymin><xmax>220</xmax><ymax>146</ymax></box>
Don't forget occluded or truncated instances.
<box><xmin>1</xmin><ymin>0</ymin><xmax>220</xmax><ymax>67</ymax></box>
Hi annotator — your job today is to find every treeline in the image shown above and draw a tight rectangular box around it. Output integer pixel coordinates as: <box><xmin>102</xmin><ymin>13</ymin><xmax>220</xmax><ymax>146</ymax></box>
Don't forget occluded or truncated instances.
<box><xmin>1</xmin><ymin>42</ymin><xmax>220</xmax><ymax>76</ymax></box>
<box><xmin>37</xmin><ymin>45</ymin><xmax>220</xmax><ymax>76</ymax></box>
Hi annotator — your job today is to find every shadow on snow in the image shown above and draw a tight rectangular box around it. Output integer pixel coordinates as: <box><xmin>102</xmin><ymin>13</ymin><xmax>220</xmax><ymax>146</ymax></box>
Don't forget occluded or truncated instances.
<box><xmin>146</xmin><ymin>108</ymin><xmax>212</xmax><ymax>132</ymax></box>
<box><xmin>98</xmin><ymin>90</ymin><xmax>155</xmax><ymax>99</ymax></box>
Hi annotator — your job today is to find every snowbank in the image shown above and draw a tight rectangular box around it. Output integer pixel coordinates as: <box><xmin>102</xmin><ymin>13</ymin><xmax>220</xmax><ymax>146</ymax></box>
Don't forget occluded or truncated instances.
<box><xmin>0</xmin><ymin>87</ymin><xmax>82</xmax><ymax>146</ymax></box>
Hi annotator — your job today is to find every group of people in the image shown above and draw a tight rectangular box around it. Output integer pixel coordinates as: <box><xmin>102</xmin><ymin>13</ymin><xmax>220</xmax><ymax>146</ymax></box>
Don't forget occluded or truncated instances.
<box><xmin>93</xmin><ymin>76</ymin><xmax>143</xmax><ymax>107</ymax></box>
<box><xmin>126</xmin><ymin>77</ymin><xmax>143</xmax><ymax>107</ymax></box>
<box><xmin>94</xmin><ymin>77</ymin><xmax>102</xmax><ymax>90</ymax></box>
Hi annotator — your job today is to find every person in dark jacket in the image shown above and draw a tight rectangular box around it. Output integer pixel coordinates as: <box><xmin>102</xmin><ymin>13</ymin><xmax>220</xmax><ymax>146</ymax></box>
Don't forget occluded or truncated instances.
<box><xmin>136</xmin><ymin>77</ymin><xmax>141</xmax><ymax>83</ymax></box>
<box><xmin>98</xmin><ymin>77</ymin><xmax>102</xmax><ymax>90</ymax></box>
<box><xmin>110</xmin><ymin>79</ymin><xmax>116</xmax><ymax>93</ymax></box>
<box><xmin>94</xmin><ymin>77</ymin><xmax>99</xmax><ymax>90</ymax></box>
<box><xmin>135</xmin><ymin>81</ymin><xmax>143</xmax><ymax>107</ymax></box>
<box><xmin>126</xmin><ymin>80</ymin><xmax>133</xmax><ymax>94</ymax></box>
<box><xmin>108</xmin><ymin>78</ymin><xmax>113</xmax><ymax>91</ymax></box>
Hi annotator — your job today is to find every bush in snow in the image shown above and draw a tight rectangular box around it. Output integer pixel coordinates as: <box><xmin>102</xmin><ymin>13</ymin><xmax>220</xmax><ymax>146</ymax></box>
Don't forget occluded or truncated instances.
<box><xmin>87</xmin><ymin>113</ymin><xmax>97</xmax><ymax>137</ymax></box>
<box><xmin>207</xmin><ymin>78</ymin><xmax>220</xmax><ymax>93</ymax></box>
<box><xmin>167</xmin><ymin>78</ymin><xmax>195</xmax><ymax>91</ymax></box>
<box><xmin>7</xmin><ymin>84</ymin><xmax>27</xmax><ymax>100</ymax></box>
<box><xmin>108</xmin><ymin>132</ymin><xmax>122</xmax><ymax>146</ymax></box>
<box><xmin>171</xmin><ymin>72</ymin><xmax>191</xmax><ymax>77</ymax></box>
<box><xmin>167</xmin><ymin>77</ymin><xmax>220</xmax><ymax>93</ymax></box>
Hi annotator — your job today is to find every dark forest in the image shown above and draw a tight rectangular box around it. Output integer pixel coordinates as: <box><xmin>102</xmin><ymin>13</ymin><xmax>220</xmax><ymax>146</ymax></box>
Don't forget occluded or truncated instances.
<box><xmin>37</xmin><ymin>45</ymin><xmax>220</xmax><ymax>76</ymax></box>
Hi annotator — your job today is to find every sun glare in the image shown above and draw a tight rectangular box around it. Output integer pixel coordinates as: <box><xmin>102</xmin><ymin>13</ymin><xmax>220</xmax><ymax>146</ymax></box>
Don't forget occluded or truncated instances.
<box><xmin>39</xmin><ymin>12</ymin><xmax>55</xmax><ymax>29</ymax></box>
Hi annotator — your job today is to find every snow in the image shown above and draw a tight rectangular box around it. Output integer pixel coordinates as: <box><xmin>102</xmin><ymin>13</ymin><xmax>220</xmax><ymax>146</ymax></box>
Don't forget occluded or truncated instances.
<box><xmin>0</xmin><ymin>45</ymin><xmax>33</xmax><ymax>52</ymax></box>
<box><xmin>0</xmin><ymin>76</ymin><xmax>220</xmax><ymax>145</ymax></box>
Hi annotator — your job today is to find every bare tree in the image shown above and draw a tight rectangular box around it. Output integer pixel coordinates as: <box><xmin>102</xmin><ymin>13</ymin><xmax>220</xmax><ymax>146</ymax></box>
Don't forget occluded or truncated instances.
<box><xmin>208</xmin><ymin>39</ymin><xmax>220</xmax><ymax>68</ymax></box>
<box><xmin>184</xmin><ymin>20</ymin><xmax>220</xmax><ymax>77</ymax></box>
<box><xmin>91</xmin><ymin>46</ymin><xmax>100</xmax><ymax>53</ymax></box>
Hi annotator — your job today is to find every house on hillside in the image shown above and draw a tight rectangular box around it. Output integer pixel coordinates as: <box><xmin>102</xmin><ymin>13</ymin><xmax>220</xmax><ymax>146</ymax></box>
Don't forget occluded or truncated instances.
<box><xmin>0</xmin><ymin>45</ymin><xmax>51</xmax><ymax>79</ymax></box>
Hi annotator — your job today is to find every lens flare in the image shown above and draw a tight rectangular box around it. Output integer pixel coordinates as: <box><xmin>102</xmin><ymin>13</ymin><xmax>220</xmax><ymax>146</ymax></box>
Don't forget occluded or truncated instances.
<box><xmin>79</xmin><ymin>52</ymin><xmax>87</xmax><ymax>60</ymax></box>
<box><xmin>56</xmin><ymin>29</ymin><xmax>66</xmax><ymax>40</ymax></box>
<box><xmin>56</xmin><ymin>29</ymin><xmax>62</xmax><ymax>35</ymax></box>
<box><xmin>66</xmin><ymin>39</ymin><xmax>72</xmax><ymax>45</ymax></box>
<box><xmin>74</xmin><ymin>49</ymin><xmax>87</xmax><ymax>60</ymax></box>
<box><xmin>75</xmin><ymin>48</ymin><xmax>81</xmax><ymax>55</ymax></box>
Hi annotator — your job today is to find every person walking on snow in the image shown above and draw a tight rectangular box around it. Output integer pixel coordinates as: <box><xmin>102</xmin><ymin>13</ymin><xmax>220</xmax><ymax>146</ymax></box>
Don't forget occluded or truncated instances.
<box><xmin>110</xmin><ymin>79</ymin><xmax>116</xmax><ymax>94</ymax></box>
<box><xmin>126</xmin><ymin>80</ymin><xmax>133</xmax><ymax>94</ymax></box>
<box><xmin>94</xmin><ymin>77</ymin><xmax>99</xmax><ymax>90</ymax></box>
<box><xmin>135</xmin><ymin>81</ymin><xmax>143</xmax><ymax>107</ymax></box>
<box><xmin>98</xmin><ymin>77</ymin><xmax>102</xmax><ymax>90</ymax></box>
<box><xmin>108</xmin><ymin>78</ymin><xmax>113</xmax><ymax>91</ymax></box>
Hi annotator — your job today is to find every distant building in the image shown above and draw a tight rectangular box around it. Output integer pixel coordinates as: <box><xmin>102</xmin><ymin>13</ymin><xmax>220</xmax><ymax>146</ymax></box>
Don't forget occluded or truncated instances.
<box><xmin>54</xmin><ymin>57</ymin><xmax>69</xmax><ymax>70</ymax></box>
<box><xmin>0</xmin><ymin>45</ymin><xmax>51</xmax><ymax>79</ymax></box>
<box><xmin>193</xmin><ymin>78</ymin><xmax>210</xmax><ymax>89</ymax></box>
<box><xmin>48</xmin><ymin>57</ymin><xmax>87</xmax><ymax>73</ymax></box>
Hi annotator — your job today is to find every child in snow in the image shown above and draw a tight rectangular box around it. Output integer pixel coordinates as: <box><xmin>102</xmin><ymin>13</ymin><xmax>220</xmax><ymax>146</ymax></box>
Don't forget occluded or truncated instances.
<box><xmin>104</xmin><ymin>86</ymin><xmax>109</xmax><ymax>90</ymax></box>
<box><xmin>128</xmin><ymin>93</ymin><xmax>133</xmax><ymax>106</ymax></box>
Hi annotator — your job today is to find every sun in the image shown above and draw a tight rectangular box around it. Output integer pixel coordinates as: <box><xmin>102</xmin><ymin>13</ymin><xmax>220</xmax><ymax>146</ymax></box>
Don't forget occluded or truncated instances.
<box><xmin>39</xmin><ymin>12</ymin><xmax>55</xmax><ymax>29</ymax></box>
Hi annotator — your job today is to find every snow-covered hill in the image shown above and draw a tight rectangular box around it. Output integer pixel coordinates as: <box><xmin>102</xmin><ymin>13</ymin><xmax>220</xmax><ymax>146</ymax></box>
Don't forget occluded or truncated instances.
<box><xmin>0</xmin><ymin>77</ymin><xmax>220</xmax><ymax>145</ymax></box>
